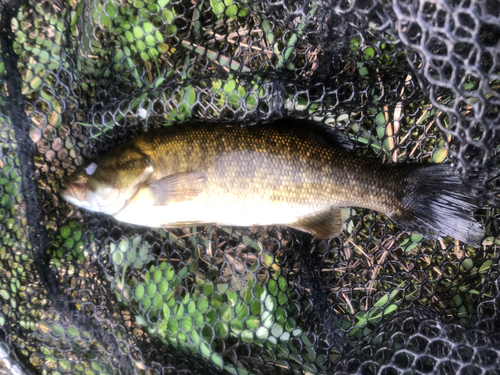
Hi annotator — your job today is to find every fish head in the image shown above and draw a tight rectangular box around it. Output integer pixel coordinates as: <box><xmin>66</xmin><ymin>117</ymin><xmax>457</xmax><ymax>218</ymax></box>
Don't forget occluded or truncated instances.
<box><xmin>61</xmin><ymin>147</ymin><xmax>154</xmax><ymax>215</ymax></box>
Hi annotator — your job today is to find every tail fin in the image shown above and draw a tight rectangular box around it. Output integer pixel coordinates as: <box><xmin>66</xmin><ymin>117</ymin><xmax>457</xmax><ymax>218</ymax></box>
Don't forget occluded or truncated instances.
<box><xmin>393</xmin><ymin>164</ymin><xmax>486</xmax><ymax>247</ymax></box>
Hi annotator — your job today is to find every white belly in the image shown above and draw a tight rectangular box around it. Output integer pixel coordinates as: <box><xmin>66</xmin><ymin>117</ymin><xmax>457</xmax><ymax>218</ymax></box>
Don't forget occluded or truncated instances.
<box><xmin>113</xmin><ymin>186</ymin><xmax>322</xmax><ymax>228</ymax></box>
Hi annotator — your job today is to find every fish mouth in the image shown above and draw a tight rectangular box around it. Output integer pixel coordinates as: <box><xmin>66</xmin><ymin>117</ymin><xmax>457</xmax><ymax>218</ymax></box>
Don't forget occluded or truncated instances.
<box><xmin>62</xmin><ymin>181</ymin><xmax>87</xmax><ymax>202</ymax></box>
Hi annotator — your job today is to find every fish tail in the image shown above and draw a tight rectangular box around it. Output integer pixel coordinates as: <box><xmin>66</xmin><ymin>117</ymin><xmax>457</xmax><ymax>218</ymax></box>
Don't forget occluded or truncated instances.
<box><xmin>393</xmin><ymin>164</ymin><xmax>487</xmax><ymax>246</ymax></box>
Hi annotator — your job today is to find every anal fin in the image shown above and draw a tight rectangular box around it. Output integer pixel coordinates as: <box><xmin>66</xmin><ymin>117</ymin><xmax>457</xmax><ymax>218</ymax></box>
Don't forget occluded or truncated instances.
<box><xmin>160</xmin><ymin>221</ymin><xmax>215</xmax><ymax>228</ymax></box>
<box><xmin>289</xmin><ymin>207</ymin><xmax>343</xmax><ymax>239</ymax></box>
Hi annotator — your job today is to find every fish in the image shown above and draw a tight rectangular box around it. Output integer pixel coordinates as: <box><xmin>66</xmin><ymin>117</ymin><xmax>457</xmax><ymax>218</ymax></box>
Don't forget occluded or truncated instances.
<box><xmin>61</xmin><ymin>119</ymin><xmax>486</xmax><ymax>246</ymax></box>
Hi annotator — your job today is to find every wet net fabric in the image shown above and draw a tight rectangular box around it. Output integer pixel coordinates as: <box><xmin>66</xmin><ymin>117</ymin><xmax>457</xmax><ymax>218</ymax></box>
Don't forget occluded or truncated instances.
<box><xmin>1</xmin><ymin>0</ymin><xmax>499</xmax><ymax>374</ymax></box>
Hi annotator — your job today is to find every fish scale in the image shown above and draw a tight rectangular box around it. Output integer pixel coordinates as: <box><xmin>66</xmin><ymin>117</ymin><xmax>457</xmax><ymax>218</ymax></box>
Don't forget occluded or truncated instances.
<box><xmin>133</xmin><ymin>124</ymin><xmax>396</xmax><ymax>211</ymax></box>
<box><xmin>62</xmin><ymin>120</ymin><xmax>486</xmax><ymax>246</ymax></box>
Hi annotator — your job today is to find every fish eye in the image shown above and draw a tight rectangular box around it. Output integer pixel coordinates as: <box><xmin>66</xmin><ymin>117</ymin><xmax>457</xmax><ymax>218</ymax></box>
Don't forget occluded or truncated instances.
<box><xmin>85</xmin><ymin>162</ymin><xmax>98</xmax><ymax>175</ymax></box>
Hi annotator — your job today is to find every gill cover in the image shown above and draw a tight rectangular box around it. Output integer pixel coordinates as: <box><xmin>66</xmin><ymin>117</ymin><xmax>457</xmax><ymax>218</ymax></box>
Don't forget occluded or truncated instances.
<box><xmin>62</xmin><ymin>146</ymin><xmax>154</xmax><ymax>215</ymax></box>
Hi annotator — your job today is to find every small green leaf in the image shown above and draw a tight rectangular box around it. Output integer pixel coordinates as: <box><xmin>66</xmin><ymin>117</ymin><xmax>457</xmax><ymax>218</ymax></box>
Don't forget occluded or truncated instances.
<box><xmin>0</xmin><ymin>290</ymin><xmax>10</xmax><ymax>299</ymax></box>
<box><xmin>143</xmin><ymin>22</ymin><xmax>153</xmax><ymax>34</ymax></box>
<box><xmin>112</xmin><ymin>251</ymin><xmax>123</xmax><ymax>265</ymax></box>
<box><xmin>262</xmin><ymin>311</ymin><xmax>274</xmax><ymax>328</ymax></box>
<box><xmin>153</xmin><ymin>269</ymin><xmax>162</xmax><ymax>283</ymax></box>
<box><xmin>241</xmin><ymin>330</ymin><xmax>253</xmax><ymax>343</ymax></box>
<box><xmin>187</xmin><ymin>301</ymin><xmax>196</xmax><ymax>316</ymax></box>
<box><xmin>364</xmin><ymin>47</ymin><xmax>375</xmax><ymax>58</ymax></box>
<box><xmin>105</xmin><ymin>3</ymin><xmax>118</xmax><ymax>17</ymax></box>
<box><xmin>432</xmin><ymin>147</ymin><xmax>448</xmax><ymax>163</ymax></box>
<box><xmin>159</xmin><ymin>280</ymin><xmax>169</xmax><ymax>295</ymax></box>
<box><xmin>61</xmin><ymin>226</ymin><xmax>71</xmax><ymax>238</ymax></box>
<box><xmin>225</xmin><ymin>4</ymin><xmax>237</xmax><ymax>16</ymax></box>
<box><xmin>147</xmin><ymin>283</ymin><xmax>157</xmax><ymax>297</ymax></box>
<box><xmin>194</xmin><ymin>312</ymin><xmax>203</xmax><ymax>328</ymax></box>
<box><xmin>52</xmin><ymin>324</ymin><xmax>64</xmax><ymax>336</ymax></box>
<box><xmin>462</xmin><ymin>258</ymin><xmax>474</xmax><ymax>270</ymax></box>
<box><xmin>74</xmin><ymin>230</ymin><xmax>82</xmax><ymax>241</ymax></box>
<box><xmin>186</xmin><ymin>88</ymin><xmax>196</xmax><ymax>106</ymax></box>
<box><xmin>256</xmin><ymin>326</ymin><xmax>269</xmax><ymax>340</ymax></box>
<box><xmin>190</xmin><ymin>329</ymin><xmax>200</xmax><ymax>345</ymax></box>
<box><xmin>210</xmin><ymin>0</ymin><xmax>225</xmax><ymax>16</ymax></box>
<box><xmin>64</xmin><ymin>238</ymin><xmax>74</xmax><ymax>249</ymax></box>
<box><xmin>250</xmin><ymin>300</ymin><xmax>262</xmax><ymax>315</ymax></box>
<box><xmin>479</xmin><ymin>260</ymin><xmax>493</xmax><ymax>274</ymax></box>
<box><xmin>125</xmin><ymin>31</ymin><xmax>134</xmax><ymax>43</ymax></box>
<box><xmin>94</xmin><ymin>5</ymin><xmax>109</xmax><ymax>25</ymax></box>
<box><xmin>145</xmin><ymin>34</ymin><xmax>156</xmax><ymax>47</ymax></box>
<box><xmin>142</xmin><ymin>296</ymin><xmax>151</xmax><ymax>310</ymax></box>
<box><xmin>223</xmin><ymin>80</ymin><xmax>236</xmax><ymax>95</ymax></box>
<box><xmin>176</xmin><ymin>265</ymin><xmax>186</xmax><ymax>278</ymax></box>
<box><xmin>211</xmin><ymin>293</ymin><xmax>223</xmax><ymax>310</ymax></box>
<box><xmin>215</xmin><ymin>321</ymin><xmax>228</xmax><ymax>338</ymax></box>
<box><xmin>154</xmin><ymin>294</ymin><xmax>163</xmax><ymax>309</ymax></box>
<box><xmin>410</xmin><ymin>234</ymin><xmax>423</xmax><ymax>242</ymax></box>
<box><xmin>264</xmin><ymin>295</ymin><xmax>277</xmax><ymax>312</ymax></box>
<box><xmin>241</xmin><ymin>287</ymin><xmax>252</xmax><ymax>304</ymax></box>
<box><xmin>126</xmin><ymin>248</ymin><xmax>137</xmax><ymax>263</ymax></box>
<box><xmin>119</xmin><ymin>239</ymin><xmax>129</xmax><ymax>252</ymax></box>
<box><xmin>198</xmin><ymin>296</ymin><xmax>209</xmax><ymax>313</ymax></box>
<box><xmin>133</xmin><ymin>26</ymin><xmax>143</xmax><ymax>39</ymax></box>
<box><xmin>203</xmin><ymin>283</ymin><xmax>214</xmax><ymax>295</ymax></box>
<box><xmin>254</xmin><ymin>284</ymin><xmax>265</xmax><ymax>300</ymax></box>
<box><xmin>174</xmin><ymin>304</ymin><xmax>185</xmax><ymax>319</ymax></box>
<box><xmin>136</xmin><ymin>315</ymin><xmax>147</xmax><ymax>326</ymax></box>
<box><xmin>163</xmin><ymin>303</ymin><xmax>170</xmax><ymax>319</ymax></box>
<box><xmin>132</xmin><ymin>235</ymin><xmax>142</xmax><ymax>249</ymax></box>
<box><xmin>211</xmin><ymin>354</ymin><xmax>223</xmax><ymax>368</ymax></box>
<box><xmin>220</xmin><ymin>305</ymin><xmax>232</xmax><ymax>322</ymax></box>
<box><xmin>200</xmin><ymin>342</ymin><xmax>211</xmax><ymax>358</ymax></box>
<box><xmin>162</xmin><ymin>9</ymin><xmax>174</xmax><ymax>23</ymax></box>
<box><xmin>375</xmin><ymin>112</ymin><xmax>386</xmax><ymax>126</ymax></box>
<box><xmin>139</xmin><ymin>246</ymin><xmax>149</xmax><ymax>261</ymax></box>
<box><xmin>155</xmin><ymin>77</ymin><xmax>165</xmax><ymax>88</ymax></box>
<box><xmin>246</xmin><ymin>317</ymin><xmax>259</xmax><ymax>330</ymax></box>
<box><xmin>38</xmin><ymin>50</ymin><xmax>50</xmax><ymax>64</ymax></box>
<box><xmin>230</xmin><ymin>318</ymin><xmax>243</xmax><ymax>334</ymax></box>
<box><xmin>154</xmin><ymin>30</ymin><xmax>164</xmax><ymax>42</ymax></box>
<box><xmin>384</xmin><ymin>304</ymin><xmax>398</xmax><ymax>315</ymax></box>
<box><xmin>181</xmin><ymin>316</ymin><xmax>192</xmax><ymax>332</ymax></box>
<box><xmin>67</xmin><ymin>327</ymin><xmax>79</xmax><ymax>337</ymax></box>
<box><xmin>275</xmin><ymin>307</ymin><xmax>286</xmax><ymax>324</ymax></box>
<box><xmin>268</xmin><ymin>279</ymin><xmax>277</xmax><ymax>296</ymax></box>
<box><xmin>135</xmin><ymin>284</ymin><xmax>145</xmax><ymax>300</ymax></box>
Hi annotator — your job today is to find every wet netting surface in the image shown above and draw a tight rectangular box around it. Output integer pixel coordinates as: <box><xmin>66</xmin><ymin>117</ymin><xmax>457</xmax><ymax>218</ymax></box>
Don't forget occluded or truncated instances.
<box><xmin>1</xmin><ymin>0</ymin><xmax>500</xmax><ymax>374</ymax></box>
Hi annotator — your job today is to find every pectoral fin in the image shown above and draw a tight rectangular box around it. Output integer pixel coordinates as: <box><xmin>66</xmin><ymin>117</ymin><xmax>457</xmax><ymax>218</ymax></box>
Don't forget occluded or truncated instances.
<box><xmin>147</xmin><ymin>171</ymin><xmax>207</xmax><ymax>205</ymax></box>
<box><xmin>290</xmin><ymin>207</ymin><xmax>343</xmax><ymax>239</ymax></box>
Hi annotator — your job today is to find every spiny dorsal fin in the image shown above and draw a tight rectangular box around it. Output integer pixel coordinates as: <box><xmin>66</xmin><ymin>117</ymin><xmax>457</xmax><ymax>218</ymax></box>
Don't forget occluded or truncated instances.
<box><xmin>289</xmin><ymin>207</ymin><xmax>343</xmax><ymax>239</ymax></box>
<box><xmin>270</xmin><ymin>119</ymin><xmax>354</xmax><ymax>152</ymax></box>
<box><xmin>146</xmin><ymin>171</ymin><xmax>206</xmax><ymax>205</ymax></box>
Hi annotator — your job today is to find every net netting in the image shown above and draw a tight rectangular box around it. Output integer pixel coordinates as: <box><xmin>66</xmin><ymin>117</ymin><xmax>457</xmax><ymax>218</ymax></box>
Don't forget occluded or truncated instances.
<box><xmin>1</xmin><ymin>0</ymin><xmax>499</xmax><ymax>374</ymax></box>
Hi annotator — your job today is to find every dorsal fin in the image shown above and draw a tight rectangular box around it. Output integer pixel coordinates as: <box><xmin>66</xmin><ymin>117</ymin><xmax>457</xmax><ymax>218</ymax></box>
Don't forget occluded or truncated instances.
<box><xmin>269</xmin><ymin>118</ymin><xmax>354</xmax><ymax>151</ymax></box>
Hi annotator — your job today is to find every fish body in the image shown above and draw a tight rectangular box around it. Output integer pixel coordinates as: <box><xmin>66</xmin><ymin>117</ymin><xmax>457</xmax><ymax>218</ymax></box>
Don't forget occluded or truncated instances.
<box><xmin>62</xmin><ymin>120</ymin><xmax>484</xmax><ymax>245</ymax></box>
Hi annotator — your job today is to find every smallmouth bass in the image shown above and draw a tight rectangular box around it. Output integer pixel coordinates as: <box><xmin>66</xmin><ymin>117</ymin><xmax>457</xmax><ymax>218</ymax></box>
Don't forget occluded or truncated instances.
<box><xmin>61</xmin><ymin>120</ymin><xmax>485</xmax><ymax>246</ymax></box>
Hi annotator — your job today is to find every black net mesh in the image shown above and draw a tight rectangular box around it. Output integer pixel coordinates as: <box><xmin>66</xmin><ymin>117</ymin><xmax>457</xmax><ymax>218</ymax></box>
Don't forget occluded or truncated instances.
<box><xmin>1</xmin><ymin>0</ymin><xmax>499</xmax><ymax>374</ymax></box>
